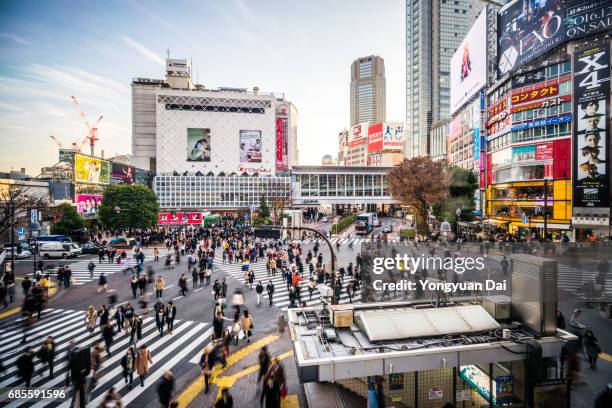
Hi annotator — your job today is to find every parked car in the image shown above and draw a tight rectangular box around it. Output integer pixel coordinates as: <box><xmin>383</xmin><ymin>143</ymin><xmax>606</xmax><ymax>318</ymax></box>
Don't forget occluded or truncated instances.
<box><xmin>109</xmin><ymin>237</ymin><xmax>131</xmax><ymax>249</ymax></box>
<box><xmin>70</xmin><ymin>243</ymin><xmax>82</xmax><ymax>256</ymax></box>
<box><xmin>382</xmin><ymin>224</ymin><xmax>393</xmax><ymax>234</ymax></box>
<box><xmin>5</xmin><ymin>249</ymin><xmax>32</xmax><ymax>259</ymax></box>
<box><xmin>81</xmin><ymin>241</ymin><xmax>101</xmax><ymax>254</ymax></box>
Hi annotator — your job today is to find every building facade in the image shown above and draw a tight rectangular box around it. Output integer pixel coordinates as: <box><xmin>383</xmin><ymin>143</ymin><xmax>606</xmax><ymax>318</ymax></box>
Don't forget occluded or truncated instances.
<box><xmin>350</xmin><ymin>56</ymin><xmax>386</xmax><ymax>127</ymax></box>
<box><xmin>430</xmin><ymin>119</ymin><xmax>449</xmax><ymax>161</ymax></box>
<box><xmin>405</xmin><ymin>0</ymin><xmax>493</xmax><ymax>158</ymax></box>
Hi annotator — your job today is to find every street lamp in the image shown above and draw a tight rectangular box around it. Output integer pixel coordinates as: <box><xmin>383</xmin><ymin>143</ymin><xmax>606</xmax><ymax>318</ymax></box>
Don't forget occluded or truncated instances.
<box><xmin>29</xmin><ymin>220</ymin><xmax>42</xmax><ymax>273</ymax></box>
<box><xmin>543</xmin><ymin>177</ymin><xmax>552</xmax><ymax>241</ymax></box>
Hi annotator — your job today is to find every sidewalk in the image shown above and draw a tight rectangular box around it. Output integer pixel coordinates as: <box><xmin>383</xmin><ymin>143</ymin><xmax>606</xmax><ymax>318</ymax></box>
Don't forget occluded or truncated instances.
<box><xmin>0</xmin><ymin>279</ymin><xmax>58</xmax><ymax>320</ymax></box>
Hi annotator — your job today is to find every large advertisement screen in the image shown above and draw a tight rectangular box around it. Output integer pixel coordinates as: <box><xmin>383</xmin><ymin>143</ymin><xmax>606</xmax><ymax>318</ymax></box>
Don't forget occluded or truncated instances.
<box><xmin>382</xmin><ymin>123</ymin><xmax>404</xmax><ymax>150</ymax></box>
<box><xmin>572</xmin><ymin>41</ymin><xmax>610</xmax><ymax>209</ymax></box>
<box><xmin>276</xmin><ymin>118</ymin><xmax>284</xmax><ymax>171</ymax></box>
<box><xmin>76</xmin><ymin>193</ymin><xmax>103</xmax><ymax>215</ymax></box>
<box><xmin>450</xmin><ymin>9</ymin><xmax>487</xmax><ymax>114</ymax></box>
<box><xmin>111</xmin><ymin>163</ymin><xmax>135</xmax><ymax>184</ymax></box>
<box><xmin>239</xmin><ymin>130</ymin><xmax>262</xmax><ymax>163</ymax></box>
<box><xmin>74</xmin><ymin>154</ymin><xmax>110</xmax><ymax>184</ymax></box>
<box><xmin>186</xmin><ymin>128</ymin><xmax>211</xmax><ymax>162</ymax></box>
<box><xmin>497</xmin><ymin>0</ymin><xmax>612</xmax><ymax>76</ymax></box>
<box><xmin>158</xmin><ymin>212</ymin><xmax>202</xmax><ymax>225</ymax></box>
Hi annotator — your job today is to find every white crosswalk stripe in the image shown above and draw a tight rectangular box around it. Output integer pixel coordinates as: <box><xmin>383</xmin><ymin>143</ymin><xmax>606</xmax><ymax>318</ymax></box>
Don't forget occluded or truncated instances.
<box><xmin>557</xmin><ymin>264</ymin><xmax>612</xmax><ymax>295</ymax></box>
<box><xmin>0</xmin><ymin>308</ymin><xmax>209</xmax><ymax>407</ymax></box>
<box><xmin>29</xmin><ymin>257</ymin><xmax>153</xmax><ymax>286</ymax></box>
<box><xmin>218</xmin><ymin>261</ymin><xmax>360</xmax><ymax>310</ymax></box>
<box><xmin>291</xmin><ymin>236</ymin><xmax>402</xmax><ymax>246</ymax></box>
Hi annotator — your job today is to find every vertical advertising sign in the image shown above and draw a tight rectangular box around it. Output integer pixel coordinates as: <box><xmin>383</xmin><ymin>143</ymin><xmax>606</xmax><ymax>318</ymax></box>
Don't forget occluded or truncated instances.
<box><xmin>281</xmin><ymin>118</ymin><xmax>289</xmax><ymax>170</ymax></box>
<box><xmin>275</xmin><ymin>118</ymin><xmax>283</xmax><ymax>171</ymax></box>
<box><xmin>572</xmin><ymin>41</ymin><xmax>610</xmax><ymax>210</ymax></box>
<box><xmin>368</xmin><ymin>123</ymin><xmax>384</xmax><ymax>152</ymax></box>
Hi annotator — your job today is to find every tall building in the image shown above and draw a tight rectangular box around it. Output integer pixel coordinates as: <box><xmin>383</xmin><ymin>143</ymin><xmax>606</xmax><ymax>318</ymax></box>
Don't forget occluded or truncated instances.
<box><xmin>350</xmin><ymin>56</ymin><xmax>386</xmax><ymax>127</ymax></box>
<box><xmin>405</xmin><ymin>0</ymin><xmax>491</xmax><ymax>158</ymax></box>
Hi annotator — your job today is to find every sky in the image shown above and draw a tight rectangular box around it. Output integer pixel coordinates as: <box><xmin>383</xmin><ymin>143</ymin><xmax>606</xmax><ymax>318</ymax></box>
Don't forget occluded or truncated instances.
<box><xmin>0</xmin><ymin>0</ymin><xmax>405</xmax><ymax>175</ymax></box>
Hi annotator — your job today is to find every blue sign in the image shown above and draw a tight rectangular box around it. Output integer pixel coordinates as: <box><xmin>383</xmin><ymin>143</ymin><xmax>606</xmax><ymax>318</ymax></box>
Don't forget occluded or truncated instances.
<box><xmin>17</xmin><ymin>227</ymin><xmax>26</xmax><ymax>236</ymax></box>
<box><xmin>473</xmin><ymin>128</ymin><xmax>481</xmax><ymax>161</ymax></box>
<box><xmin>522</xmin><ymin>216</ymin><xmax>529</xmax><ymax>224</ymax></box>
<box><xmin>480</xmin><ymin>91</ymin><xmax>485</xmax><ymax>111</ymax></box>
<box><xmin>511</xmin><ymin>114</ymin><xmax>572</xmax><ymax>132</ymax></box>
<box><xmin>243</xmin><ymin>213</ymin><xmax>249</xmax><ymax>219</ymax></box>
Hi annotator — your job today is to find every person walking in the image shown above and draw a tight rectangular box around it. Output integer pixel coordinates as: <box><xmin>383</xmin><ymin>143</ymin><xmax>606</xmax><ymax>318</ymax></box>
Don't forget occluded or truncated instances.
<box><xmin>154</xmin><ymin>300</ymin><xmax>166</xmax><ymax>337</ymax></box>
<box><xmin>241</xmin><ymin>309</ymin><xmax>253</xmax><ymax>344</ymax></box>
<box><xmin>136</xmin><ymin>344</ymin><xmax>153</xmax><ymax>387</ymax></box>
<box><xmin>155</xmin><ymin>276</ymin><xmax>165</xmax><ymax>299</ymax></box>
<box><xmin>260</xmin><ymin>377</ymin><xmax>281</xmax><ymax>408</ymax></box>
<box><xmin>88</xmin><ymin>261</ymin><xmax>96</xmax><ymax>279</ymax></box>
<box><xmin>21</xmin><ymin>276</ymin><xmax>32</xmax><ymax>296</ymax></box>
<box><xmin>120</xmin><ymin>346</ymin><xmax>136</xmax><ymax>388</ymax></box>
<box><xmin>86</xmin><ymin>305</ymin><xmax>98</xmax><ymax>335</ymax></box>
<box><xmin>266</xmin><ymin>280</ymin><xmax>275</xmax><ymax>306</ymax></box>
<box><xmin>98</xmin><ymin>247</ymin><xmax>105</xmax><ymax>264</ymax></box>
<box><xmin>584</xmin><ymin>329</ymin><xmax>601</xmax><ymax>370</ymax></box>
<box><xmin>153</xmin><ymin>247</ymin><xmax>159</xmax><ymax>262</ymax></box>
<box><xmin>36</xmin><ymin>336</ymin><xmax>56</xmax><ymax>378</ymax></box>
<box><xmin>138</xmin><ymin>274</ymin><xmax>147</xmax><ymax>296</ymax></box>
<box><xmin>130</xmin><ymin>315</ymin><xmax>143</xmax><ymax>344</ymax></box>
<box><xmin>114</xmin><ymin>306</ymin><xmax>125</xmax><ymax>333</ymax></box>
<box><xmin>308</xmin><ymin>278</ymin><xmax>316</xmax><ymax>301</ymax></box>
<box><xmin>17</xmin><ymin>347</ymin><xmax>35</xmax><ymax>387</ymax></box>
<box><xmin>257</xmin><ymin>346</ymin><xmax>271</xmax><ymax>386</ymax></box>
<box><xmin>98</xmin><ymin>273</ymin><xmax>107</xmax><ymax>293</ymax></box>
<box><xmin>130</xmin><ymin>276</ymin><xmax>138</xmax><ymax>299</ymax></box>
<box><xmin>165</xmin><ymin>301</ymin><xmax>177</xmax><ymax>335</ymax></box>
<box><xmin>215</xmin><ymin>388</ymin><xmax>234</xmax><ymax>408</ymax></box>
<box><xmin>178</xmin><ymin>274</ymin><xmax>188</xmax><ymax>296</ymax></box>
<box><xmin>124</xmin><ymin>303</ymin><xmax>135</xmax><ymax>334</ymax></box>
<box><xmin>157</xmin><ymin>371</ymin><xmax>175</xmax><ymax>408</ymax></box>
<box><xmin>102</xmin><ymin>322</ymin><xmax>115</xmax><ymax>357</ymax></box>
<box><xmin>255</xmin><ymin>281</ymin><xmax>264</xmax><ymax>307</ymax></box>
<box><xmin>63</xmin><ymin>267</ymin><xmax>72</xmax><ymax>289</ymax></box>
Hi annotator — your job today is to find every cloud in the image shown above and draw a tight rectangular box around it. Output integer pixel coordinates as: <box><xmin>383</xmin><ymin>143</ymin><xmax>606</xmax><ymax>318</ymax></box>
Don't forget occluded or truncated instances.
<box><xmin>122</xmin><ymin>35</ymin><xmax>165</xmax><ymax>66</ymax></box>
<box><xmin>0</xmin><ymin>102</ymin><xmax>25</xmax><ymax>112</ymax></box>
<box><xmin>0</xmin><ymin>32</ymin><xmax>29</xmax><ymax>45</ymax></box>
<box><xmin>234</xmin><ymin>0</ymin><xmax>256</xmax><ymax>24</ymax></box>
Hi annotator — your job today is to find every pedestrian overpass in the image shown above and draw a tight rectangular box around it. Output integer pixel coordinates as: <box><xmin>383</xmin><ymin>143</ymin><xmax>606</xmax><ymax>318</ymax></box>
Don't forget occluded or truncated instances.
<box><xmin>290</xmin><ymin>166</ymin><xmax>397</xmax><ymax>206</ymax></box>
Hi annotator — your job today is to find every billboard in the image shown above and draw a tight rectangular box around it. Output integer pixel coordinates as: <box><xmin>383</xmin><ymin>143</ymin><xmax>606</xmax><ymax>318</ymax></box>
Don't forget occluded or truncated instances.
<box><xmin>512</xmin><ymin>145</ymin><xmax>536</xmax><ymax>162</ymax></box>
<box><xmin>572</xmin><ymin>41</ymin><xmax>610</xmax><ymax>209</ymax></box>
<box><xmin>368</xmin><ymin>123</ymin><xmax>383</xmax><ymax>152</ymax></box>
<box><xmin>186</xmin><ymin>128</ymin><xmax>211</xmax><ymax>162</ymax></box>
<box><xmin>111</xmin><ymin>163</ymin><xmax>135</xmax><ymax>184</ymax></box>
<box><xmin>511</xmin><ymin>83</ymin><xmax>559</xmax><ymax>105</ymax></box>
<box><xmin>450</xmin><ymin>9</ymin><xmax>487</xmax><ymax>114</ymax></box>
<box><xmin>510</xmin><ymin>94</ymin><xmax>571</xmax><ymax>113</ymax></box>
<box><xmin>74</xmin><ymin>154</ymin><xmax>110</xmax><ymax>184</ymax></box>
<box><xmin>239</xmin><ymin>130</ymin><xmax>262</xmax><ymax>163</ymax></box>
<box><xmin>349</xmin><ymin>137</ymin><xmax>366</xmax><ymax>148</ymax></box>
<box><xmin>76</xmin><ymin>193</ymin><xmax>103</xmax><ymax>215</ymax></box>
<box><xmin>158</xmin><ymin>212</ymin><xmax>202</xmax><ymax>225</ymax></box>
<box><xmin>536</xmin><ymin>142</ymin><xmax>554</xmax><ymax>160</ymax></box>
<box><xmin>382</xmin><ymin>122</ymin><xmax>404</xmax><ymax>150</ymax></box>
<box><xmin>497</xmin><ymin>0</ymin><xmax>612</xmax><ymax>76</ymax></box>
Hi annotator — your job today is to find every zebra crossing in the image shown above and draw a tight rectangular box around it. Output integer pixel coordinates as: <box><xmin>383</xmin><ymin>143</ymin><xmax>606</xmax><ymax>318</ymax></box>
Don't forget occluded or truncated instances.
<box><xmin>291</xmin><ymin>236</ymin><xmax>401</xmax><ymax>245</ymax></box>
<box><xmin>0</xmin><ymin>308</ymin><xmax>211</xmax><ymax>407</ymax></box>
<box><xmin>557</xmin><ymin>263</ymin><xmax>612</xmax><ymax>295</ymax></box>
<box><xmin>218</xmin><ymin>260</ymin><xmax>360</xmax><ymax>310</ymax></box>
<box><xmin>31</xmin><ymin>257</ymin><xmax>153</xmax><ymax>286</ymax></box>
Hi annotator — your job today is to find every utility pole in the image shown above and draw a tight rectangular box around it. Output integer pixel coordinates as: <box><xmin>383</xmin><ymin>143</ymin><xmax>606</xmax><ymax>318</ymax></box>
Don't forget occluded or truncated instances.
<box><xmin>543</xmin><ymin>178</ymin><xmax>550</xmax><ymax>241</ymax></box>
<box><xmin>9</xmin><ymin>201</ymin><xmax>15</xmax><ymax>274</ymax></box>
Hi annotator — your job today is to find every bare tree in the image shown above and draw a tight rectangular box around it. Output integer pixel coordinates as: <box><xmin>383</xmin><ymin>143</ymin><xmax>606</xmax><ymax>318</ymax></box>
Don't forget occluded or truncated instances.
<box><xmin>387</xmin><ymin>157</ymin><xmax>450</xmax><ymax>234</ymax></box>
<box><xmin>0</xmin><ymin>184</ymin><xmax>49</xmax><ymax>239</ymax></box>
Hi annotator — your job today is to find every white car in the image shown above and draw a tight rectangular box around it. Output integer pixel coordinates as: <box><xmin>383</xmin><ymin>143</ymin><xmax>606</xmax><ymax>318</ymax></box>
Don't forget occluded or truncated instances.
<box><xmin>5</xmin><ymin>249</ymin><xmax>32</xmax><ymax>259</ymax></box>
<box><xmin>70</xmin><ymin>243</ymin><xmax>83</xmax><ymax>255</ymax></box>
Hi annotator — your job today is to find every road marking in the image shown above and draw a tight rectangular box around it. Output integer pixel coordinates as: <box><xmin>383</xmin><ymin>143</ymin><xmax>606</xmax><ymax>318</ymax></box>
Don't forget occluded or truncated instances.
<box><xmin>599</xmin><ymin>352</ymin><xmax>612</xmax><ymax>362</ymax></box>
<box><xmin>176</xmin><ymin>334</ymin><xmax>279</xmax><ymax>407</ymax></box>
<box><xmin>282</xmin><ymin>394</ymin><xmax>300</xmax><ymax>408</ymax></box>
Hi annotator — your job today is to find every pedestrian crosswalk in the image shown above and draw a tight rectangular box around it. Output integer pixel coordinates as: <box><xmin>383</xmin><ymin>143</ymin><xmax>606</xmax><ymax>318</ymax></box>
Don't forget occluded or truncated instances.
<box><xmin>30</xmin><ymin>257</ymin><xmax>153</xmax><ymax>286</ymax></box>
<box><xmin>0</xmin><ymin>308</ymin><xmax>210</xmax><ymax>407</ymax></box>
<box><xmin>557</xmin><ymin>264</ymin><xmax>612</xmax><ymax>295</ymax></box>
<box><xmin>291</xmin><ymin>236</ymin><xmax>401</xmax><ymax>245</ymax></box>
<box><xmin>218</xmin><ymin>260</ymin><xmax>360</xmax><ymax>310</ymax></box>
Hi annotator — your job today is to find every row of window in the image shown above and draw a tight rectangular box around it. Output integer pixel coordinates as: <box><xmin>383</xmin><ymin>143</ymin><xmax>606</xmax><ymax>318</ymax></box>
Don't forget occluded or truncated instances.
<box><xmin>489</xmin><ymin>123</ymin><xmax>570</xmax><ymax>151</ymax></box>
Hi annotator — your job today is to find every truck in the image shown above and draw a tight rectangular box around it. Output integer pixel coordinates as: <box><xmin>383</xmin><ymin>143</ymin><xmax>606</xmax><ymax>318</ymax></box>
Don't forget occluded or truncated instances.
<box><xmin>355</xmin><ymin>212</ymin><xmax>379</xmax><ymax>235</ymax></box>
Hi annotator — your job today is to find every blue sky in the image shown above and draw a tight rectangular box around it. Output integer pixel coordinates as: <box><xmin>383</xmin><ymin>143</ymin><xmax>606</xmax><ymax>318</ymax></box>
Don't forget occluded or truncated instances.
<box><xmin>0</xmin><ymin>0</ymin><xmax>405</xmax><ymax>174</ymax></box>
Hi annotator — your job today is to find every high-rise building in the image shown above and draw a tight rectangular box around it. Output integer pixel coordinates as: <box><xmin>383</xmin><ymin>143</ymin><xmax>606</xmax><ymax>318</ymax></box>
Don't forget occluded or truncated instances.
<box><xmin>405</xmin><ymin>0</ymin><xmax>493</xmax><ymax>158</ymax></box>
<box><xmin>350</xmin><ymin>56</ymin><xmax>386</xmax><ymax>127</ymax></box>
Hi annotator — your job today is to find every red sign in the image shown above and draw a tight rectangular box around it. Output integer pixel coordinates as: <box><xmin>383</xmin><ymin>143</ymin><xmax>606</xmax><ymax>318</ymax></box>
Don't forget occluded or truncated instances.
<box><xmin>158</xmin><ymin>212</ymin><xmax>202</xmax><ymax>225</ymax></box>
<box><xmin>510</xmin><ymin>94</ymin><xmax>571</xmax><ymax>114</ymax></box>
<box><xmin>511</xmin><ymin>84</ymin><xmax>559</xmax><ymax>104</ymax></box>
<box><xmin>367</xmin><ymin>123</ymin><xmax>383</xmax><ymax>152</ymax></box>
<box><xmin>487</xmin><ymin>99</ymin><xmax>508</xmax><ymax>128</ymax></box>
<box><xmin>275</xmin><ymin>118</ymin><xmax>283</xmax><ymax>171</ymax></box>
<box><xmin>349</xmin><ymin>137</ymin><xmax>366</xmax><ymax>148</ymax></box>
<box><xmin>535</xmin><ymin>142</ymin><xmax>553</xmax><ymax>160</ymax></box>
<box><xmin>353</xmin><ymin>124</ymin><xmax>362</xmax><ymax>137</ymax></box>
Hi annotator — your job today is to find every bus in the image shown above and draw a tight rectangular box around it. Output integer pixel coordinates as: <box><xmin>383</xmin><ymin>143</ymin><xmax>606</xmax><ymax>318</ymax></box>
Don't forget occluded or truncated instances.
<box><xmin>355</xmin><ymin>213</ymin><xmax>379</xmax><ymax>235</ymax></box>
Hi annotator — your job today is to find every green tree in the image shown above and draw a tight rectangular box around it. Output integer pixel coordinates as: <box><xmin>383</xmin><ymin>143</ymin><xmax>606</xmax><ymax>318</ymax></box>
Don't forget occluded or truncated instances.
<box><xmin>258</xmin><ymin>195</ymin><xmax>270</xmax><ymax>220</ymax></box>
<box><xmin>387</xmin><ymin>157</ymin><xmax>450</xmax><ymax>234</ymax></box>
<box><xmin>51</xmin><ymin>203</ymin><xmax>85</xmax><ymax>239</ymax></box>
<box><xmin>98</xmin><ymin>184</ymin><xmax>159</xmax><ymax>229</ymax></box>
<box><xmin>432</xmin><ymin>166</ymin><xmax>479</xmax><ymax>222</ymax></box>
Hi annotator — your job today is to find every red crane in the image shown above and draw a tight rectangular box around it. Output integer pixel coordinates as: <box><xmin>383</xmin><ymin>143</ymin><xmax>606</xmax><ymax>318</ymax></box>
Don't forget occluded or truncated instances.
<box><xmin>70</xmin><ymin>96</ymin><xmax>103</xmax><ymax>156</ymax></box>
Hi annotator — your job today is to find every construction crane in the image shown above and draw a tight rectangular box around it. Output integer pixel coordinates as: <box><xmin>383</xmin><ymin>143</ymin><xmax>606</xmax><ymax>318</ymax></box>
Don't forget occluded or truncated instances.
<box><xmin>49</xmin><ymin>135</ymin><xmax>64</xmax><ymax>148</ymax></box>
<box><xmin>70</xmin><ymin>96</ymin><xmax>103</xmax><ymax>156</ymax></box>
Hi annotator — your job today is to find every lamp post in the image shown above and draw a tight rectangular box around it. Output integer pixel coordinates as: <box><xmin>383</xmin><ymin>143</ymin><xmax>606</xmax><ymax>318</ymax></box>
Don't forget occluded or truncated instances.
<box><xmin>543</xmin><ymin>177</ymin><xmax>552</xmax><ymax>241</ymax></box>
<box><xmin>29</xmin><ymin>220</ymin><xmax>42</xmax><ymax>273</ymax></box>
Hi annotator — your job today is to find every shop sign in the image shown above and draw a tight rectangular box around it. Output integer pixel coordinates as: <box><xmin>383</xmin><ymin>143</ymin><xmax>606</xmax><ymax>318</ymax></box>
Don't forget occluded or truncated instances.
<box><xmin>511</xmin><ymin>84</ymin><xmax>559</xmax><ymax>105</ymax></box>
<box><xmin>535</xmin><ymin>143</ymin><xmax>553</xmax><ymax>160</ymax></box>
<box><xmin>511</xmin><ymin>114</ymin><xmax>572</xmax><ymax>131</ymax></box>
<box><xmin>428</xmin><ymin>387</ymin><xmax>443</xmax><ymax>400</ymax></box>
<box><xmin>510</xmin><ymin>94</ymin><xmax>572</xmax><ymax>114</ymax></box>
<box><xmin>456</xmin><ymin>389</ymin><xmax>471</xmax><ymax>401</ymax></box>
